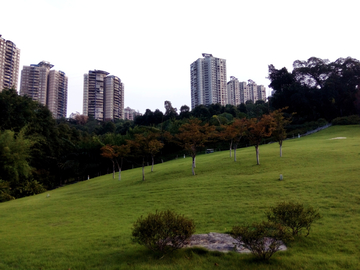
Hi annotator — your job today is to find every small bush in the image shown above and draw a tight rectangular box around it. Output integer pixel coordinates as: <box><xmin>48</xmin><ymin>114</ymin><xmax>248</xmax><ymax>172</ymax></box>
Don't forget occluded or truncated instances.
<box><xmin>266</xmin><ymin>202</ymin><xmax>321</xmax><ymax>237</ymax></box>
<box><xmin>131</xmin><ymin>210</ymin><xmax>195</xmax><ymax>255</ymax></box>
<box><xmin>230</xmin><ymin>221</ymin><xmax>290</xmax><ymax>260</ymax></box>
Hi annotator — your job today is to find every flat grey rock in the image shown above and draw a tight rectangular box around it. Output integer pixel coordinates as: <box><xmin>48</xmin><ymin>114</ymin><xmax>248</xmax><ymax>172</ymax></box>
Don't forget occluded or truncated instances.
<box><xmin>184</xmin><ymin>232</ymin><xmax>287</xmax><ymax>253</ymax></box>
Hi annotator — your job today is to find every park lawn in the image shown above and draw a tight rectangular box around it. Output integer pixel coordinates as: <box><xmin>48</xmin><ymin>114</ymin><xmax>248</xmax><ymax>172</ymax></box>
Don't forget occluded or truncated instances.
<box><xmin>0</xmin><ymin>125</ymin><xmax>360</xmax><ymax>269</ymax></box>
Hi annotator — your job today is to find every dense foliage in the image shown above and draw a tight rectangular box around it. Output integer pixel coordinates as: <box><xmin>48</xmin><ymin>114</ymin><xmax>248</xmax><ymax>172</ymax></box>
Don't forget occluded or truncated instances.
<box><xmin>230</xmin><ymin>221</ymin><xmax>291</xmax><ymax>260</ymax></box>
<box><xmin>132</xmin><ymin>210</ymin><xmax>195</xmax><ymax>255</ymax></box>
<box><xmin>268</xmin><ymin>57</ymin><xmax>360</xmax><ymax>122</ymax></box>
<box><xmin>266</xmin><ymin>202</ymin><xmax>321</xmax><ymax>237</ymax></box>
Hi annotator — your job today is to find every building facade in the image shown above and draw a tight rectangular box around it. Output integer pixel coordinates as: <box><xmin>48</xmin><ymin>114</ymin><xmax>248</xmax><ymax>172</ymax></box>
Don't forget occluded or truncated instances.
<box><xmin>20</xmin><ymin>61</ymin><xmax>68</xmax><ymax>119</ymax></box>
<box><xmin>227</xmin><ymin>78</ymin><xmax>267</xmax><ymax>105</ymax></box>
<box><xmin>227</xmin><ymin>76</ymin><xmax>240</xmax><ymax>106</ymax></box>
<box><xmin>124</xmin><ymin>107</ymin><xmax>142</xmax><ymax>121</ymax></box>
<box><xmin>20</xmin><ymin>61</ymin><xmax>53</xmax><ymax>105</ymax></box>
<box><xmin>83</xmin><ymin>70</ymin><xmax>125</xmax><ymax>121</ymax></box>
<box><xmin>47</xmin><ymin>70</ymin><xmax>68</xmax><ymax>119</ymax></box>
<box><xmin>190</xmin><ymin>53</ymin><xmax>227</xmax><ymax>109</ymax></box>
<box><xmin>104</xmin><ymin>75</ymin><xmax>124</xmax><ymax>121</ymax></box>
<box><xmin>0</xmin><ymin>35</ymin><xmax>20</xmax><ymax>91</ymax></box>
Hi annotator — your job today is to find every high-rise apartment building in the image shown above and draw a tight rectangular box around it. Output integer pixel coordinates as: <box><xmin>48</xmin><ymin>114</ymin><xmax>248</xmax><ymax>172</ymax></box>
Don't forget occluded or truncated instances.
<box><xmin>239</xmin><ymin>81</ymin><xmax>249</xmax><ymax>104</ymax></box>
<box><xmin>227</xmin><ymin>76</ymin><xmax>240</xmax><ymax>106</ymax></box>
<box><xmin>83</xmin><ymin>70</ymin><xmax>125</xmax><ymax>121</ymax></box>
<box><xmin>20</xmin><ymin>61</ymin><xmax>68</xmax><ymax>119</ymax></box>
<box><xmin>20</xmin><ymin>61</ymin><xmax>53</xmax><ymax>105</ymax></box>
<box><xmin>47</xmin><ymin>70</ymin><xmax>68</xmax><ymax>119</ymax></box>
<box><xmin>247</xmin><ymin>80</ymin><xmax>258</xmax><ymax>102</ymax></box>
<box><xmin>190</xmin><ymin>53</ymin><xmax>227</xmax><ymax>109</ymax></box>
<box><xmin>257</xmin><ymin>85</ymin><xmax>266</xmax><ymax>101</ymax></box>
<box><xmin>0</xmin><ymin>35</ymin><xmax>20</xmax><ymax>91</ymax></box>
<box><xmin>104</xmin><ymin>75</ymin><xmax>124</xmax><ymax>121</ymax></box>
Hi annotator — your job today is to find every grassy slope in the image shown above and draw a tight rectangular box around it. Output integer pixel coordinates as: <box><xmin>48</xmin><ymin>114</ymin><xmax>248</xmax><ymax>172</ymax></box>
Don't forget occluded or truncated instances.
<box><xmin>0</xmin><ymin>125</ymin><xmax>360</xmax><ymax>269</ymax></box>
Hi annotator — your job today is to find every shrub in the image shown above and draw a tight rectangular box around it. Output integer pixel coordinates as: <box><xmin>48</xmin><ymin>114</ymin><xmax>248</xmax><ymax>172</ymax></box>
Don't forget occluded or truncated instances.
<box><xmin>332</xmin><ymin>115</ymin><xmax>360</xmax><ymax>125</ymax></box>
<box><xmin>266</xmin><ymin>202</ymin><xmax>321</xmax><ymax>237</ymax></box>
<box><xmin>131</xmin><ymin>210</ymin><xmax>195</xmax><ymax>255</ymax></box>
<box><xmin>230</xmin><ymin>221</ymin><xmax>290</xmax><ymax>260</ymax></box>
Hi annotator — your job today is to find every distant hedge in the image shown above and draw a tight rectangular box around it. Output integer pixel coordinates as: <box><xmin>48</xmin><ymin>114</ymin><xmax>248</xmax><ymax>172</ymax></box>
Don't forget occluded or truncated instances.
<box><xmin>332</xmin><ymin>115</ymin><xmax>360</xmax><ymax>125</ymax></box>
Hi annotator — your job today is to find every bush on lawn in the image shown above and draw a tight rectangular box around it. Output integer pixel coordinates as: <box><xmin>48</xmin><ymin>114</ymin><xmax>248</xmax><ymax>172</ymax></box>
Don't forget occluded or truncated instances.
<box><xmin>230</xmin><ymin>221</ymin><xmax>291</xmax><ymax>260</ymax></box>
<box><xmin>132</xmin><ymin>210</ymin><xmax>195</xmax><ymax>255</ymax></box>
<box><xmin>266</xmin><ymin>201</ymin><xmax>321</xmax><ymax>237</ymax></box>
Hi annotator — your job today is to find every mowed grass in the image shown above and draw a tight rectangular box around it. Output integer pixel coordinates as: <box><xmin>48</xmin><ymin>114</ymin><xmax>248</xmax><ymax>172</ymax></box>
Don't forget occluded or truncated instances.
<box><xmin>1</xmin><ymin>125</ymin><xmax>360</xmax><ymax>269</ymax></box>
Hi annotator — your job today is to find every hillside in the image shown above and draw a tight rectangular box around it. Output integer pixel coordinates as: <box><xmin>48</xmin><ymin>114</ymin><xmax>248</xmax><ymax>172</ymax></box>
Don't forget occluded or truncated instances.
<box><xmin>0</xmin><ymin>125</ymin><xmax>359</xmax><ymax>269</ymax></box>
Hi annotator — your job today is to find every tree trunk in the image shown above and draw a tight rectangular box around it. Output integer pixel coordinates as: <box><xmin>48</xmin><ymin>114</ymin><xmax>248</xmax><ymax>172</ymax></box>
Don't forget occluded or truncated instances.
<box><xmin>234</xmin><ymin>143</ymin><xmax>237</xmax><ymax>162</ymax></box>
<box><xmin>279</xmin><ymin>141</ymin><xmax>283</xmax><ymax>157</ymax></box>
<box><xmin>256</xmin><ymin>145</ymin><xmax>260</xmax><ymax>165</ymax></box>
<box><xmin>112</xmin><ymin>160</ymin><xmax>115</xmax><ymax>179</ymax></box>
<box><xmin>142</xmin><ymin>158</ymin><xmax>145</xmax><ymax>181</ymax></box>
<box><xmin>151</xmin><ymin>155</ymin><xmax>154</xmax><ymax>172</ymax></box>
<box><xmin>229</xmin><ymin>140</ymin><xmax>233</xmax><ymax>157</ymax></box>
<box><xmin>192</xmin><ymin>156</ymin><xmax>196</xmax><ymax>175</ymax></box>
<box><xmin>115</xmin><ymin>160</ymin><xmax>121</xmax><ymax>181</ymax></box>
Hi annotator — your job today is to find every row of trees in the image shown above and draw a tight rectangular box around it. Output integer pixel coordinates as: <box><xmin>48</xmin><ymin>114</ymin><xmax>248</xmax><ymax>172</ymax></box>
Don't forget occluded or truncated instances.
<box><xmin>100</xmin><ymin>108</ymin><xmax>291</xmax><ymax>181</ymax></box>
<box><xmin>0</xmin><ymin>88</ymin><xmax>292</xmax><ymax>201</ymax></box>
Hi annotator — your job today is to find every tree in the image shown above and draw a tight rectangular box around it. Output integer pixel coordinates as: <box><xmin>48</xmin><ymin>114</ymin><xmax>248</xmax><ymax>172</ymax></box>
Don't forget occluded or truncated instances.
<box><xmin>179</xmin><ymin>105</ymin><xmax>191</xmax><ymax>119</ymax></box>
<box><xmin>246</xmin><ymin>114</ymin><xmax>275</xmax><ymax>165</ymax></box>
<box><xmin>113</xmin><ymin>144</ymin><xmax>130</xmax><ymax>180</ymax></box>
<box><xmin>219</xmin><ymin>118</ymin><xmax>247</xmax><ymax>161</ymax></box>
<box><xmin>270</xmin><ymin>107</ymin><xmax>293</xmax><ymax>157</ymax></box>
<box><xmin>0</xmin><ymin>127</ymin><xmax>45</xmax><ymax>200</ymax></box>
<box><xmin>231</xmin><ymin>118</ymin><xmax>248</xmax><ymax>162</ymax></box>
<box><xmin>164</xmin><ymin>100</ymin><xmax>178</xmax><ymax>120</ymax></box>
<box><xmin>100</xmin><ymin>145</ymin><xmax>118</xmax><ymax>179</ymax></box>
<box><xmin>127</xmin><ymin>130</ymin><xmax>164</xmax><ymax>181</ymax></box>
<box><xmin>174</xmin><ymin>119</ymin><xmax>216</xmax><ymax>175</ymax></box>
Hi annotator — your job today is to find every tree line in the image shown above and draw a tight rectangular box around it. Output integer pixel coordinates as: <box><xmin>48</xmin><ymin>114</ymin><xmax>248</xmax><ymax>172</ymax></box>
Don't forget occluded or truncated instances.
<box><xmin>1</xmin><ymin>56</ymin><xmax>359</xmax><ymax>202</ymax></box>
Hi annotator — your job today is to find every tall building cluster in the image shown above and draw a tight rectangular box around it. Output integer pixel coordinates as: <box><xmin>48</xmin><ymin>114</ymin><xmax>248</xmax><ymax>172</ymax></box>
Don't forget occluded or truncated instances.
<box><xmin>20</xmin><ymin>61</ymin><xmax>68</xmax><ymax>119</ymax></box>
<box><xmin>0</xmin><ymin>35</ymin><xmax>20</xmax><ymax>91</ymax></box>
<box><xmin>191</xmin><ymin>53</ymin><xmax>267</xmax><ymax>109</ymax></box>
<box><xmin>1</xmin><ymin>35</ymin><xmax>267</xmax><ymax>121</ymax></box>
<box><xmin>83</xmin><ymin>70</ymin><xmax>124</xmax><ymax>121</ymax></box>
<box><xmin>1</xmin><ymin>35</ymin><xmax>126</xmax><ymax>121</ymax></box>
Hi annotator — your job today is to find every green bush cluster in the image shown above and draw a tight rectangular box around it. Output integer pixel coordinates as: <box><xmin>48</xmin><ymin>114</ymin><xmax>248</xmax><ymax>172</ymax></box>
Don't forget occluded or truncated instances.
<box><xmin>266</xmin><ymin>201</ymin><xmax>321</xmax><ymax>237</ymax></box>
<box><xmin>132</xmin><ymin>203</ymin><xmax>320</xmax><ymax>260</ymax></box>
<box><xmin>230</xmin><ymin>202</ymin><xmax>321</xmax><ymax>260</ymax></box>
<box><xmin>332</xmin><ymin>115</ymin><xmax>360</xmax><ymax>125</ymax></box>
<box><xmin>132</xmin><ymin>210</ymin><xmax>195</xmax><ymax>255</ymax></box>
<box><xmin>231</xmin><ymin>221</ymin><xmax>291</xmax><ymax>260</ymax></box>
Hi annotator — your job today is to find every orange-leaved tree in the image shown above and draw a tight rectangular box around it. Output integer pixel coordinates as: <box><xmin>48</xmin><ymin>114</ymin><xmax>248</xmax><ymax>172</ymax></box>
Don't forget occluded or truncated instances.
<box><xmin>114</xmin><ymin>144</ymin><xmax>130</xmax><ymax>180</ymax></box>
<box><xmin>219</xmin><ymin>118</ymin><xmax>248</xmax><ymax>161</ymax></box>
<box><xmin>270</xmin><ymin>107</ymin><xmax>293</xmax><ymax>157</ymax></box>
<box><xmin>247</xmin><ymin>114</ymin><xmax>276</xmax><ymax>165</ymax></box>
<box><xmin>127</xmin><ymin>130</ymin><xmax>165</xmax><ymax>181</ymax></box>
<box><xmin>100</xmin><ymin>144</ymin><xmax>118</xmax><ymax>179</ymax></box>
<box><xmin>231</xmin><ymin>118</ymin><xmax>248</xmax><ymax>162</ymax></box>
<box><xmin>174</xmin><ymin>119</ymin><xmax>216</xmax><ymax>175</ymax></box>
<box><xmin>100</xmin><ymin>144</ymin><xmax>130</xmax><ymax>180</ymax></box>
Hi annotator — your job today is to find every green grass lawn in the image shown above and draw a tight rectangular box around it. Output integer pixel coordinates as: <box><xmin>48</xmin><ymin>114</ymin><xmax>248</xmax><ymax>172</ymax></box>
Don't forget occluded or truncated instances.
<box><xmin>1</xmin><ymin>125</ymin><xmax>360</xmax><ymax>269</ymax></box>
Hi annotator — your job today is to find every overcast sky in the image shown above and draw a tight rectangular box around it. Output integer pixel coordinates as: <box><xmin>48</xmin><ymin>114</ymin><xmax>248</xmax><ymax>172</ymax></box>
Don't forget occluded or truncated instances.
<box><xmin>1</xmin><ymin>0</ymin><xmax>359</xmax><ymax>117</ymax></box>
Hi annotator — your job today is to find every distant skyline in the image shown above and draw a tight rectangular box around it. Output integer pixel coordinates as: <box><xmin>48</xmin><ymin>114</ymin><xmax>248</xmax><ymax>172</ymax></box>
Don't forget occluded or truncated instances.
<box><xmin>2</xmin><ymin>0</ymin><xmax>360</xmax><ymax>117</ymax></box>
